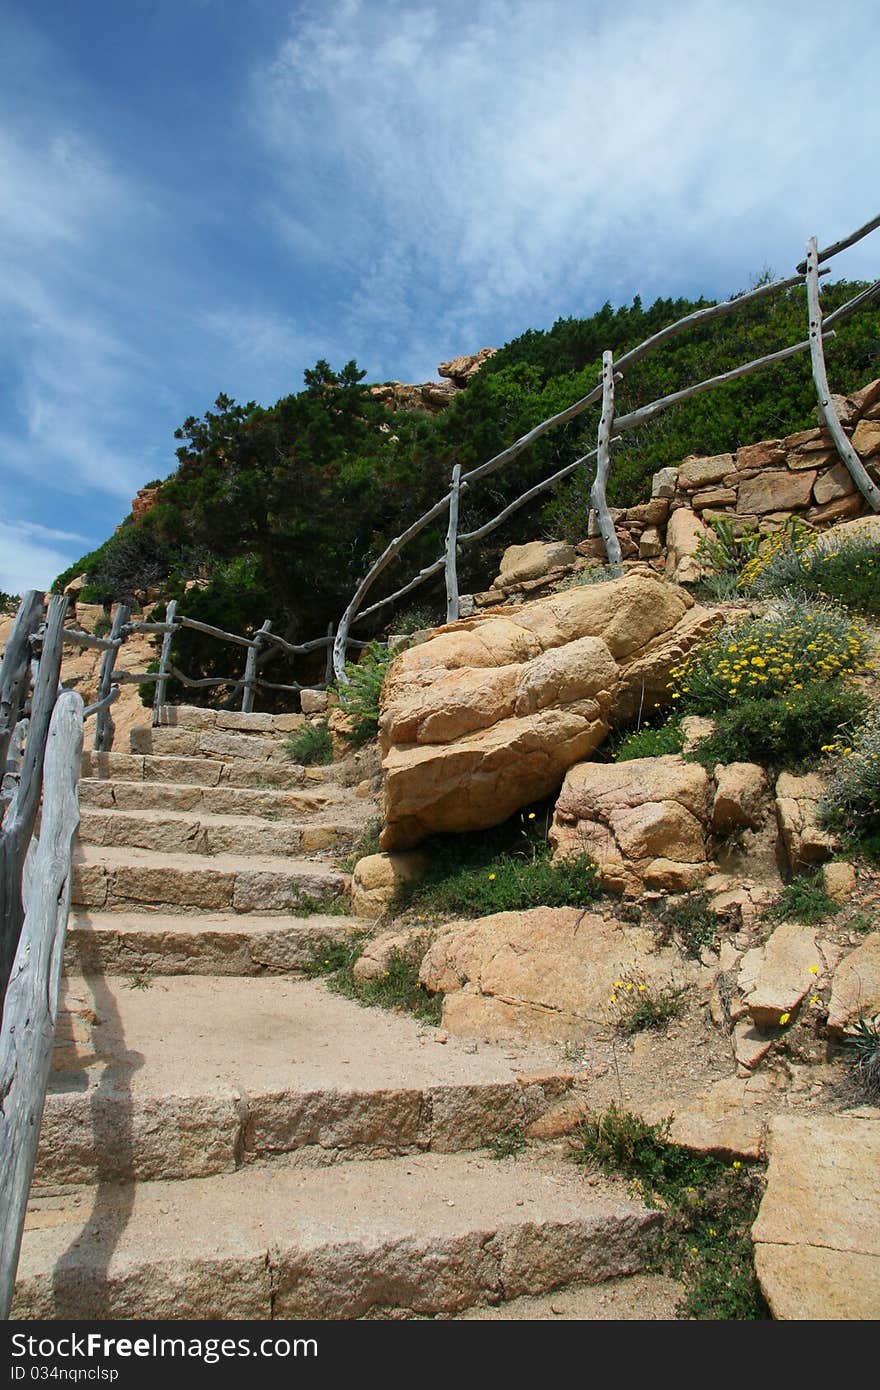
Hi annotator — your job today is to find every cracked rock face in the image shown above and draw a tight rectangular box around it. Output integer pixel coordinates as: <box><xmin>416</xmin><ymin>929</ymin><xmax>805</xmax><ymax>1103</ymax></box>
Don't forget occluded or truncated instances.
<box><xmin>550</xmin><ymin>755</ymin><xmax>713</xmax><ymax>897</ymax></box>
<box><xmin>379</xmin><ymin>573</ymin><xmax>717</xmax><ymax>850</ymax></box>
<box><xmin>418</xmin><ymin>906</ymin><xmax>697</xmax><ymax>1042</ymax></box>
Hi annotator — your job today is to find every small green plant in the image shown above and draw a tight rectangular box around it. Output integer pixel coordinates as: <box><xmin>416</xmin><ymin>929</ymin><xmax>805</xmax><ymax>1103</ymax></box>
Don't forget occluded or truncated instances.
<box><xmin>335</xmin><ymin>639</ymin><xmax>396</xmax><ymax>743</ymax></box>
<box><xmin>125</xmin><ymin>972</ymin><xmax>154</xmax><ymax>990</ymax></box>
<box><xmin>405</xmin><ymin>840</ymin><xmax>599</xmax><ymax>918</ymax></box>
<box><xmin>290</xmin><ymin>886</ymin><xmax>350</xmax><ymax>916</ymax></box>
<box><xmin>657</xmin><ymin>891</ymin><xmax>717</xmax><ymax>958</ymax></box>
<box><xmin>487</xmin><ymin>1127</ymin><xmax>527</xmax><ymax>1160</ymax></box>
<box><xmin>743</xmin><ymin>530</ymin><xmax>880</xmax><ymax>617</ymax></box>
<box><xmin>285</xmin><ymin>720</ymin><xmax>333</xmax><ymax>766</ymax></box>
<box><xmin>847</xmin><ymin>913</ymin><xmax>874</xmax><ymax>935</ymax></box>
<box><xmin>556</xmin><ymin>563</ymin><xmax>619</xmax><ymax>590</ymax></box>
<box><xmin>695</xmin><ymin>517</ymin><xmax>761</xmax><ymax>578</ymax></box>
<box><xmin>819</xmin><ymin>707</ymin><xmax>880</xmax><ymax>855</ymax></box>
<box><xmin>92</xmin><ymin>615</ymin><xmax>112</xmax><ymax>639</ymax></box>
<box><xmin>612</xmin><ymin>716</ymin><xmax>684</xmax><ymax>762</ymax></box>
<box><xmin>305</xmin><ymin>932</ymin><xmax>442</xmax><ymax>1024</ymax></box>
<box><xmin>687</xmin><ymin>682</ymin><xmax>866</xmax><ymax>771</ymax></box>
<box><xmin>669</xmin><ymin>598</ymin><xmax>869</xmax><ymax>712</ymax></box>
<box><xmin>339</xmin><ymin>816</ymin><xmax>382</xmax><ymax>872</ymax></box>
<box><xmin>573</xmin><ymin>1105</ymin><xmax>768</xmax><ymax>1320</ymax></box>
<box><xmin>768</xmin><ymin>874</ymin><xmax>841</xmax><ymax>925</ymax></box>
<box><xmin>845</xmin><ymin>1016</ymin><xmax>880</xmax><ymax>1099</ymax></box>
<box><xmin>609</xmin><ymin>968</ymin><xmax>687</xmax><ymax>1034</ymax></box>
<box><xmin>392</xmin><ymin>602</ymin><xmax>442</xmax><ymax>635</ymax></box>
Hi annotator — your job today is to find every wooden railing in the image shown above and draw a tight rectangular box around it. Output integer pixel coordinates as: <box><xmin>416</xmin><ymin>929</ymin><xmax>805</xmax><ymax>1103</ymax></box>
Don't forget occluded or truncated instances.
<box><xmin>330</xmin><ymin>216</ymin><xmax>880</xmax><ymax>680</ymax></box>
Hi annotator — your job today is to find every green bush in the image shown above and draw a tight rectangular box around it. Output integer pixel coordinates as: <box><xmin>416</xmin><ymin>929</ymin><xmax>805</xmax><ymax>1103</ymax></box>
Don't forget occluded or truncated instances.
<box><xmin>404</xmin><ymin>831</ymin><xmax>599</xmax><ymax>919</ymax></box>
<box><xmin>305</xmin><ymin>932</ymin><xmax>442</xmax><ymax>1024</ymax></box>
<box><xmin>285</xmin><ymin>720</ymin><xmax>333</xmax><ymax>766</ymax></box>
<box><xmin>742</xmin><ymin>529</ymin><xmax>880</xmax><ymax>617</ymax></box>
<box><xmin>687</xmin><ymin>682</ymin><xmax>866</xmax><ymax>771</ymax></box>
<box><xmin>336</xmin><ymin>640</ymin><xmax>396</xmax><ymax>742</ymax></box>
<box><xmin>670</xmin><ymin>599</ymin><xmax>869</xmax><ymax>713</ymax></box>
<box><xmin>613</xmin><ymin>717</ymin><xmax>684</xmax><ymax>762</ymax></box>
<box><xmin>695</xmin><ymin>517</ymin><xmax>761</xmax><ymax>578</ymax></box>
<box><xmin>657</xmin><ymin>891</ymin><xmax>718</xmax><ymax>957</ymax></box>
<box><xmin>845</xmin><ymin>1017</ymin><xmax>880</xmax><ymax>1100</ymax></box>
<box><xmin>819</xmin><ymin>707</ymin><xmax>880</xmax><ymax>853</ymax></box>
<box><xmin>768</xmin><ymin>873</ymin><xmax>841</xmax><ymax>925</ymax></box>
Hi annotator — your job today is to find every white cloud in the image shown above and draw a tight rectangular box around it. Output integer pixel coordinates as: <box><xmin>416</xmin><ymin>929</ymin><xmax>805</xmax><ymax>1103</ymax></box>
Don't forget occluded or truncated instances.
<box><xmin>254</xmin><ymin>0</ymin><xmax>880</xmax><ymax>373</ymax></box>
<box><xmin>0</xmin><ymin>520</ymin><xmax>81</xmax><ymax>596</ymax></box>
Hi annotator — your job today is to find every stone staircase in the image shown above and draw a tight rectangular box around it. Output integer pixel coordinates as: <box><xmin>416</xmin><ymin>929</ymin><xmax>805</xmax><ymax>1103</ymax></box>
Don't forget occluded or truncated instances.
<box><xmin>13</xmin><ymin>706</ymin><xmax>661</xmax><ymax>1320</ymax></box>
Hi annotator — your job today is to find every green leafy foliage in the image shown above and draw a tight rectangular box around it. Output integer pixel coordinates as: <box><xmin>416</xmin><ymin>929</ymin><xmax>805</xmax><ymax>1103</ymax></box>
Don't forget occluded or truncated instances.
<box><xmin>768</xmin><ymin>873</ymin><xmax>841</xmax><ymax>925</ymax></box>
<box><xmin>743</xmin><ymin>531</ymin><xmax>880</xmax><ymax>617</ymax></box>
<box><xmin>695</xmin><ymin>517</ymin><xmax>761</xmax><ymax>577</ymax></box>
<box><xmin>573</xmin><ymin>1106</ymin><xmax>768</xmax><ymax>1320</ymax></box>
<box><xmin>612</xmin><ymin>717</ymin><xmax>684</xmax><ymax>762</ymax></box>
<box><xmin>305</xmin><ymin>932</ymin><xmax>442</xmax><ymax>1024</ymax></box>
<box><xmin>405</xmin><ymin>838</ymin><xmax>599</xmax><ymax>918</ymax></box>
<box><xmin>687</xmin><ymin>683</ymin><xmax>866</xmax><ymax>771</ymax></box>
<box><xmin>845</xmin><ymin>1017</ymin><xmax>880</xmax><ymax>1100</ymax></box>
<box><xmin>657</xmin><ymin>891</ymin><xmax>718</xmax><ymax>958</ymax></box>
<box><xmin>285</xmin><ymin>720</ymin><xmax>333</xmax><ymax>766</ymax></box>
<box><xmin>819</xmin><ymin>707</ymin><xmax>880</xmax><ymax>853</ymax></box>
<box><xmin>335</xmin><ymin>640</ymin><xmax>396</xmax><ymax>742</ymax></box>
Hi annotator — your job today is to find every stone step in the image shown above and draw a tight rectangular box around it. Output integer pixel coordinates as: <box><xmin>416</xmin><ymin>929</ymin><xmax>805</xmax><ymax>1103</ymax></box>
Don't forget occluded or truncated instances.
<box><xmin>41</xmin><ymin>975</ymin><xmax>580</xmax><ymax>1185</ymax></box>
<box><xmin>81</xmin><ymin>750</ymin><xmax>330</xmax><ymax>792</ymax></box>
<box><xmin>130</xmin><ymin>724</ymin><xmax>299</xmax><ymax>764</ymax></box>
<box><xmin>78</xmin><ymin>776</ymin><xmax>348</xmax><ymax>821</ymax></box>
<box><xmin>156</xmin><ymin>704</ymin><xmax>308</xmax><ymax>736</ymax></box>
<box><xmin>77</xmin><ymin>807</ymin><xmax>365</xmax><ymax>857</ymax></box>
<box><xmin>65</xmin><ymin>910</ymin><xmax>364</xmax><ymax>976</ymax></box>
<box><xmin>71</xmin><ymin>844</ymin><xmax>347</xmax><ymax>914</ymax></box>
<box><xmin>16</xmin><ymin>1153</ymin><xmax>658</xmax><ymax>1319</ymax></box>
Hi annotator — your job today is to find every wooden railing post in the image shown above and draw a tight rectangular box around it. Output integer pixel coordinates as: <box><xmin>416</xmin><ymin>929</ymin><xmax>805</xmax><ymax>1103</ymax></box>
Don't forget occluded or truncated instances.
<box><xmin>152</xmin><ymin>598</ymin><xmax>177</xmax><ymax>726</ymax></box>
<box><xmin>0</xmin><ymin>592</ymin><xmax>44</xmax><ymax>775</ymax></box>
<box><xmin>324</xmin><ymin>623</ymin><xmax>335</xmax><ymax>686</ymax></box>
<box><xmin>804</xmin><ymin>235</ymin><xmax>880</xmax><ymax>513</ymax></box>
<box><xmin>591</xmin><ymin>350</ymin><xmax>623</xmax><ymax>570</ymax></box>
<box><xmin>0</xmin><ymin>690</ymin><xmax>83</xmax><ymax>1317</ymax></box>
<box><xmin>242</xmin><ymin>619</ymin><xmax>271</xmax><ymax>712</ymax></box>
<box><xmin>94</xmin><ymin>603</ymin><xmax>129</xmax><ymax>752</ymax></box>
<box><xmin>445</xmin><ymin>464</ymin><xmax>462</xmax><ymax>623</ymax></box>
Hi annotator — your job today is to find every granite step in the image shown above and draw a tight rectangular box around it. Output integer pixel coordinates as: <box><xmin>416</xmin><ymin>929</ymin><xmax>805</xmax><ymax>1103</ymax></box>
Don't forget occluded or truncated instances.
<box><xmin>65</xmin><ymin>909</ymin><xmax>363</xmax><ymax>977</ymax></box>
<box><xmin>77</xmin><ymin>806</ymin><xmax>366</xmax><ymax>858</ymax></box>
<box><xmin>71</xmin><ymin>844</ymin><xmax>347</xmax><ymax>914</ymax></box>
<box><xmin>16</xmin><ymin>1152</ymin><xmax>658</xmax><ymax>1319</ymax></box>
<box><xmin>80</xmin><ymin>750</ymin><xmax>329</xmax><ymax>792</ymax></box>
<box><xmin>40</xmin><ymin>975</ymin><xmax>581</xmax><ymax>1184</ymax></box>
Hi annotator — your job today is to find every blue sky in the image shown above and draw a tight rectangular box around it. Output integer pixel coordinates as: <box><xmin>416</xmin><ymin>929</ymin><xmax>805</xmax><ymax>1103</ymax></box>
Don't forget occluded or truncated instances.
<box><xmin>1</xmin><ymin>0</ymin><xmax>878</xmax><ymax>593</ymax></box>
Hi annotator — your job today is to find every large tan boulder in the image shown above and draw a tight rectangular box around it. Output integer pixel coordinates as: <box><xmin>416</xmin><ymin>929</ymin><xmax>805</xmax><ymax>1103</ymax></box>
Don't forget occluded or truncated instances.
<box><xmin>826</xmin><ymin>932</ymin><xmax>880</xmax><ymax>1035</ymax></box>
<box><xmin>418</xmin><ymin>906</ymin><xmax>696</xmax><ymax>1042</ymax></box>
<box><xmin>736</xmin><ymin>923</ymin><xmax>824</xmax><ymax>1030</ymax></box>
<box><xmin>351</xmin><ymin>851</ymin><xmax>427</xmax><ymax>919</ymax></box>
<box><xmin>753</xmin><ymin>1113</ymin><xmax>880</xmax><ymax>1319</ymax></box>
<box><xmin>550</xmin><ymin>755</ymin><xmax>712</xmax><ymax>897</ymax></box>
<box><xmin>379</xmin><ymin>573</ymin><xmax>711</xmax><ymax>849</ymax></box>
<box><xmin>775</xmin><ymin>771</ymin><xmax>835</xmax><ymax>873</ymax></box>
<box><xmin>492</xmin><ymin>541</ymin><xmax>577</xmax><ymax>589</ymax></box>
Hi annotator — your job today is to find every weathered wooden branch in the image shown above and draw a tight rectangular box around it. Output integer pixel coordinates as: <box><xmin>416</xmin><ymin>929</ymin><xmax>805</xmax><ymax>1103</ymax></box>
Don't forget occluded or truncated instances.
<box><xmin>355</xmin><ymin>559</ymin><xmax>447</xmax><ymax>624</ymax></box>
<box><xmin>242</xmin><ymin>619</ymin><xmax>272</xmax><ymax>713</ymax></box>
<box><xmin>94</xmin><ymin>604</ymin><xmax>129</xmax><ymax>753</ymax></box>
<box><xmin>323</xmin><ymin>623</ymin><xmax>335</xmax><ymax>687</ymax></box>
<box><xmin>613</xmin><ymin>330</ymin><xmax>836</xmax><ymax>434</ymax></box>
<box><xmin>591</xmin><ymin>351</ymin><xmax>623</xmax><ymax>569</ymax></box>
<box><xmin>0</xmin><ymin>592</ymin><xmax>44</xmax><ymax>775</ymax></box>
<box><xmin>796</xmin><ymin>211</ymin><xmax>880</xmax><ymax>273</ymax></box>
<box><xmin>254</xmin><ymin>679</ymin><xmax>325</xmax><ymax>694</ymax></box>
<box><xmin>60</xmin><ymin>629</ymin><xmax>121</xmax><ymax>652</ymax></box>
<box><xmin>152</xmin><ymin>597</ymin><xmax>177</xmax><ymax>727</ymax></box>
<box><xmin>823</xmin><ymin>276</ymin><xmax>880</xmax><ymax>329</ymax></box>
<box><xmin>0</xmin><ymin>596</ymin><xmax>67</xmax><ymax>1003</ymax></box>
<box><xmin>0</xmin><ymin>690</ymin><xmax>83</xmax><ymax>1317</ymax></box>
<box><xmin>805</xmin><ymin>236</ymin><xmax>880</xmax><ymax>513</ymax></box>
<box><xmin>458</xmin><ymin>447</ymin><xmax>600</xmax><ymax>544</ymax></box>
<box><xmin>83</xmin><ymin>686</ymin><xmax>120</xmax><ymax>721</ymax></box>
<box><xmin>445</xmin><ymin>464</ymin><xmax>463</xmax><ymax>623</ymax></box>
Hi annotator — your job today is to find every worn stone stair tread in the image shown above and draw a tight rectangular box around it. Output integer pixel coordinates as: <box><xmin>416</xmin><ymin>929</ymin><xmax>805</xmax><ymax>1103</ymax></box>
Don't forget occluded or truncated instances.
<box><xmin>77</xmin><ymin>805</ymin><xmax>366</xmax><ymax>855</ymax></box>
<box><xmin>40</xmin><ymin>976</ymin><xmax>580</xmax><ymax>1182</ymax></box>
<box><xmin>65</xmin><ymin>909</ymin><xmax>363</xmax><ymax>976</ymax></box>
<box><xmin>72</xmin><ymin>842</ymin><xmax>343</xmax><ymax>876</ymax></box>
<box><xmin>78</xmin><ymin>777</ymin><xmax>355</xmax><ymax>819</ymax></box>
<box><xmin>16</xmin><ymin>1153</ymin><xmax>657</xmax><ymax>1320</ymax></box>
<box><xmin>81</xmin><ymin>750</ymin><xmax>332</xmax><ymax>790</ymax></box>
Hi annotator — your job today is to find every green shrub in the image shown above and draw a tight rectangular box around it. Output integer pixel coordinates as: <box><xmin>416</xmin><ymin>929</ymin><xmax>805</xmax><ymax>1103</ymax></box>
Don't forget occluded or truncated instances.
<box><xmin>336</xmin><ymin>639</ymin><xmax>396</xmax><ymax>742</ymax></box>
<box><xmin>92</xmin><ymin>616</ymin><xmax>112</xmax><ymax>639</ymax></box>
<box><xmin>687</xmin><ymin>682</ymin><xmax>866</xmax><ymax>771</ymax></box>
<box><xmin>845</xmin><ymin>1017</ymin><xmax>880</xmax><ymax>1100</ymax></box>
<box><xmin>556</xmin><ymin>563</ymin><xmax>619</xmax><ymax>590</ymax></box>
<box><xmin>670</xmin><ymin>599</ymin><xmax>869</xmax><ymax>713</ymax></box>
<box><xmin>657</xmin><ymin>891</ymin><xmax>718</xmax><ymax>957</ymax></box>
<box><xmin>305</xmin><ymin>932</ymin><xmax>442</xmax><ymax>1024</ymax></box>
<box><xmin>613</xmin><ymin>717</ymin><xmax>684</xmax><ymax>762</ymax></box>
<box><xmin>404</xmin><ymin>831</ymin><xmax>599</xmax><ymax>919</ymax></box>
<box><xmin>609</xmin><ymin>969</ymin><xmax>687</xmax><ymax>1034</ymax></box>
<box><xmin>695</xmin><ymin>517</ymin><xmax>761</xmax><ymax>578</ymax></box>
<box><xmin>768</xmin><ymin>873</ymin><xmax>841</xmax><ymax>925</ymax></box>
<box><xmin>285</xmin><ymin>720</ymin><xmax>333</xmax><ymax>766</ymax></box>
<box><xmin>487</xmin><ymin>1127</ymin><xmax>527</xmax><ymax>1160</ymax></box>
<box><xmin>819</xmin><ymin>707</ymin><xmax>880</xmax><ymax>853</ymax></box>
<box><xmin>573</xmin><ymin>1105</ymin><xmax>767</xmax><ymax>1320</ymax></box>
<box><xmin>743</xmin><ymin>529</ymin><xmax>880</xmax><ymax>617</ymax></box>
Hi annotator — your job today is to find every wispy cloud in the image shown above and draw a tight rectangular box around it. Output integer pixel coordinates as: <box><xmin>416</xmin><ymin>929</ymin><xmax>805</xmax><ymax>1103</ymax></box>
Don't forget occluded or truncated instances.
<box><xmin>253</xmin><ymin>0</ymin><xmax>880</xmax><ymax>376</ymax></box>
<box><xmin>0</xmin><ymin>519</ymin><xmax>82</xmax><ymax>596</ymax></box>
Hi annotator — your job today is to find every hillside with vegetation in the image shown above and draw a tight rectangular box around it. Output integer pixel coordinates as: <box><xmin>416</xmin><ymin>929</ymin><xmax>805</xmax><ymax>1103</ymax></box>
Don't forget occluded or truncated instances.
<box><xmin>53</xmin><ymin>278</ymin><xmax>880</xmax><ymax>691</ymax></box>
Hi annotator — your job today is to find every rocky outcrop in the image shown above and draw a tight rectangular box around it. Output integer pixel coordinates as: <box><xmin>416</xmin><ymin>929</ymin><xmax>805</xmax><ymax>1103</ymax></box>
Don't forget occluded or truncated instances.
<box><xmin>753</xmin><ymin>1113</ymin><xmax>880</xmax><ymax>1320</ymax></box>
<box><xmin>351</xmin><ymin>851</ymin><xmax>428</xmax><ymax>920</ymax></box>
<box><xmin>131</xmin><ymin>484</ymin><xmax>163</xmax><ymax>523</ymax></box>
<box><xmin>379</xmin><ymin>573</ymin><xmax>715</xmax><ymax>850</ymax></box>
<box><xmin>369</xmin><ymin>349</ymin><xmax>497</xmax><ymax>418</ymax></box>
<box><xmin>492</xmin><ymin>541</ymin><xmax>577</xmax><ymax>590</ymax></box>
<box><xmin>550</xmin><ymin>755</ymin><xmax>713</xmax><ymax>897</ymax></box>
<box><xmin>735</xmin><ymin>923</ymin><xmax>825</xmax><ymax>1030</ymax></box>
<box><xmin>438</xmin><ymin>348</ymin><xmax>497</xmax><ymax>386</ymax></box>
<box><xmin>826</xmin><ymin>933</ymin><xmax>880</xmax><ymax>1035</ymax></box>
<box><xmin>774</xmin><ymin>771</ymin><xmax>836</xmax><ymax>874</ymax></box>
<box><xmin>418</xmin><ymin>906</ymin><xmax>696</xmax><ymax>1042</ymax></box>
